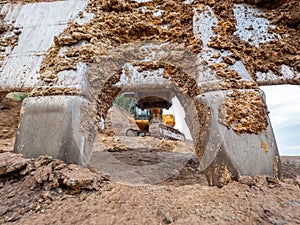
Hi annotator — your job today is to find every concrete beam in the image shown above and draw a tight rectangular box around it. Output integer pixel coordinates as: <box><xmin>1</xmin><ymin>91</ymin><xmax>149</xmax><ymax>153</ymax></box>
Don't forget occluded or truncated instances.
<box><xmin>0</xmin><ymin>0</ymin><xmax>88</xmax><ymax>91</ymax></box>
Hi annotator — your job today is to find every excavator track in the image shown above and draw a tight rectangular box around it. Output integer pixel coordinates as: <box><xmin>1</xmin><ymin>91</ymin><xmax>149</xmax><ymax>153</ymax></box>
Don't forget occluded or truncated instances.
<box><xmin>157</xmin><ymin>123</ymin><xmax>185</xmax><ymax>141</ymax></box>
<box><xmin>125</xmin><ymin>129</ymin><xmax>149</xmax><ymax>137</ymax></box>
<box><xmin>127</xmin><ymin>122</ymin><xmax>185</xmax><ymax>141</ymax></box>
<box><xmin>149</xmin><ymin>121</ymin><xmax>185</xmax><ymax>141</ymax></box>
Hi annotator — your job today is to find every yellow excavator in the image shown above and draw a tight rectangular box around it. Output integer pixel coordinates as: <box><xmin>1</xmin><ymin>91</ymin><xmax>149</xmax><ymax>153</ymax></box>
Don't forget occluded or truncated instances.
<box><xmin>125</xmin><ymin>90</ymin><xmax>185</xmax><ymax>141</ymax></box>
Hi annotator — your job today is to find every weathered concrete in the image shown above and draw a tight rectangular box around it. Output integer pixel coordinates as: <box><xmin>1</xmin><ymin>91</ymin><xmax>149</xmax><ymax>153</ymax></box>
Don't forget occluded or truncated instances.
<box><xmin>196</xmin><ymin>90</ymin><xmax>281</xmax><ymax>186</ymax></box>
<box><xmin>0</xmin><ymin>0</ymin><xmax>88</xmax><ymax>91</ymax></box>
<box><xmin>14</xmin><ymin>96</ymin><xmax>97</xmax><ymax>166</ymax></box>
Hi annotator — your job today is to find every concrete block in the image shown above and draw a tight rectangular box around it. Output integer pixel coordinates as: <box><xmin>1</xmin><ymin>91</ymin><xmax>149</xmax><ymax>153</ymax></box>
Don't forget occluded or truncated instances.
<box><xmin>196</xmin><ymin>90</ymin><xmax>281</xmax><ymax>186</ymax></box>
<box><xmin>14</xmin><ymin>95</ymin><xmax>97</xmax><ymax>166</ymax></box>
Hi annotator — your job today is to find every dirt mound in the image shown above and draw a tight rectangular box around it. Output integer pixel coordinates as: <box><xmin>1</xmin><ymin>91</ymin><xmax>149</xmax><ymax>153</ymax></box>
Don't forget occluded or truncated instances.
<box><xmin>0</xmin><ymin>152</ymin><xmax>108</xmax><ymax>192</ymax></box>
<box><xmin>104</xmin><ymin>106</ymin><xmax>139</xmax><ymax>136</ymax></box>
<box><xmin>0</xmin><ymin>152</ymin><xmax>108</xmax><ymax>223</ymax></box>
<box><xmin>1</xmin><ymin>151</ymin><xmax>300</xmax><ymax>224</ymax></box>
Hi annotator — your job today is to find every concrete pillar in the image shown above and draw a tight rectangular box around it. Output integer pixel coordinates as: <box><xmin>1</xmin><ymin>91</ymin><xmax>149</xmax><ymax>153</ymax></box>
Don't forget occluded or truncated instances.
<box><xmin>196</xmin><ymin>90</ymin><xmax>281</xmax><ymax>187</ymax></box>
<box><xmin>14</xmin><ymin>96</ymin><xmax>97</xmax><ymax>166</ymax></box>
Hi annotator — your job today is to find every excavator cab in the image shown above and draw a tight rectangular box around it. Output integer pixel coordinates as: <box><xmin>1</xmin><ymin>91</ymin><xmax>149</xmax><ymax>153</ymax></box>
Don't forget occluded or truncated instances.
<box><xmin>133</xmin><ymin>107</ymin><xmax>151</xmax><ymax>132</ymax></box>
<box><xmin>162</xmin><ymin>114</ymin><xmax>175</xmax><ymax>127</ymax></box>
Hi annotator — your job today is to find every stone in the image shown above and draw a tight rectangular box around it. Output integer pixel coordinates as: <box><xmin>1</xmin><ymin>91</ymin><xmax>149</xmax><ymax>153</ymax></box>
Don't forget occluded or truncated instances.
<box><xmin>238</xmin><ymin>176</ymin><xmax>256</xmax><ymax>186</ymax></box>
<box><xmin>0</xmin><ymin>152</ymin><xmax>30</xmax><ymax>176</ymax></box>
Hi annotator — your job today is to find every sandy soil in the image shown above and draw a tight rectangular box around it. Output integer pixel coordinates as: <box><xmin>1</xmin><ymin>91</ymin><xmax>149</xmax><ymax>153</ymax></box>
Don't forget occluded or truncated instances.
<box><xmin>0</xmin><ymin>96</ymin><xmax>299</xmax><ymax>225</ymax></box>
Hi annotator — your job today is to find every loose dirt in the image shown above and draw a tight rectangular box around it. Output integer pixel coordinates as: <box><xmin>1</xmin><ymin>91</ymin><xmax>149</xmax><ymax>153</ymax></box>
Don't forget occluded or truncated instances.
<box><xmin>0</xmin><ymin>151</ymin><xmax>299</xmax><ymax>225</ymax></box>
<box><xmin>0</xmin><ymin>96</ymin><xmax>22</xmax><ymax>152</ymax></box>
<box><xmin>0</xmin><ymin>95</ymin><xmax>299</xmax><ymax>225</ymax></box>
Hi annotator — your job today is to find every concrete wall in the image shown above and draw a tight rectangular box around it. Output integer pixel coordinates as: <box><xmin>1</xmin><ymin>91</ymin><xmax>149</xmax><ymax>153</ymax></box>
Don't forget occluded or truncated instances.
<box><xmin>0</xmin><ymin>0</ymin><xmax>88</xmax><ymax>91</ymax></box>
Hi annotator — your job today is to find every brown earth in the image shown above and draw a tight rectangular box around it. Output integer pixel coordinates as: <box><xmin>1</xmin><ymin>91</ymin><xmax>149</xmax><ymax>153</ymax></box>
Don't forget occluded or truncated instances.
<box><xmin>0</xmin><ymin>95</ymin><xmax>300</xmax><ymax>225</ymax></box>
<box><xmin>0</xmin><ymin>96</ymin><xmax>22</xmax><ymax>152</ymax></box>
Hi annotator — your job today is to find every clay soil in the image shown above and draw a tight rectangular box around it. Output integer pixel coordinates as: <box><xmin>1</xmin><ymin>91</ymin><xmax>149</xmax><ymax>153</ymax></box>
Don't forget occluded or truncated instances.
<box><xmin>0</xmin><ymin>97</ymin><xmax>300</xmax><ymax>225</ymax></box>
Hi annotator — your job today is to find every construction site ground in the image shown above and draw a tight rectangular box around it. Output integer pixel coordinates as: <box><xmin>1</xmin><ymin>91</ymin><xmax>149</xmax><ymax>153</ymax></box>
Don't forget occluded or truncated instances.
<box><xmin>0</xmin><ymin>98</ymin><xmax>300</xmax><ymax>224</ymax></box>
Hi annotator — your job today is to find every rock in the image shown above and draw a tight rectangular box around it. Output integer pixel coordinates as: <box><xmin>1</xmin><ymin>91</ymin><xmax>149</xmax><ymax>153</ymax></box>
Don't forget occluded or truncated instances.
<box><xmin>0</xmin><ymin>152</ymin><xmax>30</xmax><ymax>176</ymax></box>
<box><xmin>55</xmin><ymin>164</ymin><xmax>105</xmax><ymax>191</ymax></box>
<box><xmin>0</xmin><ymin>151</ymin><xmax>108</xmax><ymax>195</ymax></box>
<box><xmin>266</xmin><ymin>176</ymin><xmax>280</xmax><ymax>185</ymax></box>
<box><xmin>157</xmin><ymin>209</ymin><xmax>174</xmax><ymax>224</ymax></box>
<box><xmin>32</xmin><ymin>163</ymin><xmax>52</xmax><ymax>184</ymax></box>
<box><xmin>238</xmin><ymin>176</ymin><xmax>256</xmax><ymax>186</ymax></box>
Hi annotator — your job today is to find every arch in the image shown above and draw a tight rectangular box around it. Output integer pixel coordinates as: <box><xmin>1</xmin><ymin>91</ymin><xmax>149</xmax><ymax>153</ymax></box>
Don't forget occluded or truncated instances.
<box><xmin>85</xmin><ymin>41</ymin><xmax>208</xmax><ymax>161</ymax></box>
<box><xmin>14</xmin><ymin>40</ymin><xmax>282</xmax><ymax>187</ymax></box>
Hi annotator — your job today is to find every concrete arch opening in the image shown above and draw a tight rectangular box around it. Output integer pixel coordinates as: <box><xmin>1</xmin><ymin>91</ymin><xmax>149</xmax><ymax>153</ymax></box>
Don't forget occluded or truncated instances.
<box><xmin>90</xmin><ymin>60</ymin><xmax>203</xmax><ymax>145</ymax></box>
<box><xmin>88</xmin><ymin>63</ymin><xmax>203</xmax><ymax>185</ymax></box>
<box><xmin>14</xmin><ymin>41</ymin><xmax>282</xmax><ymax>186</ymax></box>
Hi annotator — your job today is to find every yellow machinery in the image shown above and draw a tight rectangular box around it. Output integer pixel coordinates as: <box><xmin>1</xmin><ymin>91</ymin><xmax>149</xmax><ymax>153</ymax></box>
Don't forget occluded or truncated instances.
<box><xmin>134</xmin><ymin>108</ymin><xmax>175</xmax><ymax>131</ymax></box>
<box><xmin>162</xmin><ymin>114</ymin><xmax>175</xmax><ymax>127</ymax></box>
<box><xmin>126</xmin><ymin>106</ymin><xmax>184</xmax><ymax>141</ymax></box>
<box><xmin>124</xmin><ymin>89</ymin><xmax>185</xmax><ymax>141</ymax></box>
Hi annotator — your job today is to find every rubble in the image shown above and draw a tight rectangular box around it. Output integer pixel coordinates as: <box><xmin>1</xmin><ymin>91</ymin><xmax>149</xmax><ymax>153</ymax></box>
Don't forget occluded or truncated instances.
<box><xmin>0</xmin><ymin>152</ymin><xmax>108</xmax><ymax>193</ymax></box>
